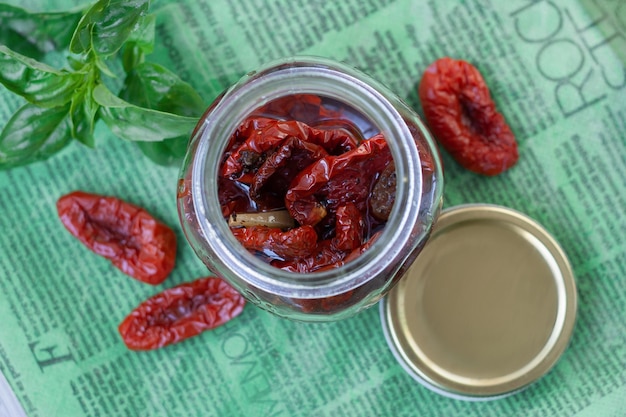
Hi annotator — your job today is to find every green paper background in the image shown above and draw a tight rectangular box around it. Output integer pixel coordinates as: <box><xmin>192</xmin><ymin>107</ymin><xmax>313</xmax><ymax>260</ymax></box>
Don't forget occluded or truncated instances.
<box><xmin>1</xmin><ymin>0</ymin><xmax>625</xmax><ymax>416</ymax></box>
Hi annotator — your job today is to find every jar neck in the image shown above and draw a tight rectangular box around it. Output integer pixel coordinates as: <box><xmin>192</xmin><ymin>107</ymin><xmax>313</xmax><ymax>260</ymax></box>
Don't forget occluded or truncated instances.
<box><xmin>191</xmin><ymin>56</ymin><xmax>424</xmax><ymax>298</ymax></box>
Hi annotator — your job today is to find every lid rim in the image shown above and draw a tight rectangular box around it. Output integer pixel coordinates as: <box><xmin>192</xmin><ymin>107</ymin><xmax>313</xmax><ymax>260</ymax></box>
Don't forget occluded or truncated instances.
<box><xmin>380</xmin><ymin>204</ymin><xmax>577</xmax><ymax>400</ymax></box>
<box><xmin>380</xmin><ymin>299</ymin><xmax>533</xmax><ymax>401</ymax></box>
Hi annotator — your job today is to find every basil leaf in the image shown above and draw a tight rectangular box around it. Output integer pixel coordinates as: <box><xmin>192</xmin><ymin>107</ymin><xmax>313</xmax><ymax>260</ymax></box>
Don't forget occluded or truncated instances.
<box><xmin>118</xmin><ymin>62</ymin><xmax>204</xmax><ymax>165</ymax></box>
<box><xmin>128</xmin><ymin>14</ymin><xmax>156</xmax><ymax>55</ymax></box>
<box><xmin>0</xmin><ymin>45</ymin><xmax>84</xmax><ymax>107</ymax></box>
<box><xmin>70</xmin><ymin>79</ymin><xmax>99</xmax><ymax>148</ymax></box>
<box><xmin>135</xmin><ymin>137</ymin><xmax>189</xmax><ymax>166</ymax></box>
<box><xmin>122</xmin><ymin>14</ymin><xmax>156</xmax><ymax>73</ymax></box>
<box><xmin>122</xmin><ymin>44</ymin><xmax>143</xmax><ymax>75</ymax></box>
<box><xmin>0</xmin><ymin>103</ymin><xmax>72</xmax><ymax>169</ymax></box>
<box><xmin>120</xmin><ymin>62</ymin><xmax>205</xmax><ymax>116</ymax></box>
<box><xmin>0</xmin><ymin>4</ymin><xmax>84</xmax><ymax>59</ymax></box>
<box><xmin>70</xmin><ymin>0</ymin><xmax>150</xmax><ymax>57</ymax></box>
<box><xmin>94</xmin><ymin>55</ymin><xmax>117</xmax><ymax>78</ymax></box>
<box><xmin>93</xmin><ymin>83</ymin><xmax>198</xmax><ymax>142</ymax></box>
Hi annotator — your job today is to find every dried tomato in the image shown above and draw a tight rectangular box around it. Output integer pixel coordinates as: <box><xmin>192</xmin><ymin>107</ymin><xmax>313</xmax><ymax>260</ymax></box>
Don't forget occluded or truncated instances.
<box><xmin>230</xmin><ymin>225</ymin><xmax>318</xmax><ymax>260</ymax></box>
<box><xmin>249</xmin><ymin>137</ymin><xmax>329</xmax><ymax>200</ymax></box>
<box><xmin>118</xmin><ymin>276</ymin><xmax>245</xmax><ymax>350</ymax></box>
<box><xmin>344</xmin><ymin>230</ymin><xmax>383</xmax><ymax>260</ymax></box>
<box><xmin>218</xmin><ymin>96</ymin><xmax>395</xmax><ymax>274</ymax></box>
<box><xmin>222</xmin><ymin>118</ymin><xmax>358</xmax><ymax>180</ymax></box>
<box><xmin>218</xmin><ymin>176</ymin><xmax>255</xmax><ymax>218</ymax></box>
<box><xmin>57</xmin><ymin>191</ymin><xmax>176</xmax><ymax>285</ymax></box>
<box><xmin>332</xmin><ymin>203</ymin><xmax>364</xmax><ymax>251</ymax></box>
<box><xmin>221</xmin><ymin>117</ymin><xmax>293</xmax><ymax>179</ymax></box>
<box><xmin>285</xmin><ymin>134</ymin><xmax>392</xmax><ymax>226</ymax></box>
<box><xmin>418</xmin><ymin>57</ymin><xmax>518</xmax><ymax>176</ymax></box>
<box><xmin>252</xmin><ymin>94</ymin><xmax>341</xmax><ymax>125</ymax></box>
<box><xmin>271</xmin><ymin>239</ymin><xmax>347</xmax><ymax>273</ymax></box>
<box><xmin>271</xmin><ymin>211</ymin><xmax>373</xmax><ymax>273</ymax></box>
<box><xmin>251</xmin><ymin>94</ymin><xmax>366</xmax><ymax>138</ymax></box>
<box><xmin>292</xmin><ymin>289</ymin><xmax>356</xmax><ymax>313</ymax></box>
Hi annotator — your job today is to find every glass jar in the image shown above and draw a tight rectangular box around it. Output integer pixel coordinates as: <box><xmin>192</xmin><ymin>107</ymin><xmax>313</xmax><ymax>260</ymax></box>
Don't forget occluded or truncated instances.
<box><xmin>177</xmin><ymin>56</ymin><xmax>443</xmax><ymax>322</ymax></box>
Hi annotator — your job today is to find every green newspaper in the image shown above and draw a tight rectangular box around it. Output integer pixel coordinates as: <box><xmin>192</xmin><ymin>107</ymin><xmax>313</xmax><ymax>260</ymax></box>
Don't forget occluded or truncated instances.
<box><xmin>1</xmin><ymin>0</ymin><xmax>625</xmax><ymax>416</ymax></box>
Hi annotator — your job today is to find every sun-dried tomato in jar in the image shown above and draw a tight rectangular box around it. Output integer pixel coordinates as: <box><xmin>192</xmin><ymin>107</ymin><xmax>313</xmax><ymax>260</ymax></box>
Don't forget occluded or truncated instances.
<box><xmin>177</xmin><ymin>57</ymin><xmax>443</xmax><ymax>321</ymax></box>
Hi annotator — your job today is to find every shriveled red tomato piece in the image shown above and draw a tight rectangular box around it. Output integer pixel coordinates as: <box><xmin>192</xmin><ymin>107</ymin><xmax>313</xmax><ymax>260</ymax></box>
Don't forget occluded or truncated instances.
<box><xmin>222</xmin><ymin>118</ymin><xmax>304</xmax><ymax>178</ymax></box>
<box><xmin>418</xmin><ymin>57</ymin><xmax>518</xmax><ymax>175</ymax></box>
<box><xmin>230</xmin><ymin>225</ymin><xmax>318</xmax><ymax>260</ymax></box>
<box><xmin>252</xmin><ymin>94</ymin><xmax>341</xmax><ymax>124</ymax></box>
<box><xmin>250</xmin><ymin>137</ymin><xmax>329</xmax><ymax>200</ymax></box>
<box><xmin>271</xmin><ymin>239</ymin><xmax>347</xmax><ymax>273</ymax></box>
<box><xmin>222</xmin><ymin>118</ymin><xmax>359</xmax><ymax>180</ymax></box>
<box><xmin>332</xmin><ymin>203</ymin><xmax>364</xmax><ymax>251</ymax></box>
<box><xmin>218</xmin><ymin>176</ymin><xmax>255</xmax><ymax>217</ymax></box>
<box><xmin>292</xmin><ymin>289</ymin><xmax>356</xmax><ymax>313</ymax></box>
<box><xmin>285</xmin><ymin>134</ymin><xmax>392</xmax><ymax>226</ymax></box>
<box><xmin>218</xmin><ymin>97</ymin><xmax>399</xmax><ymax>274</ymax></box>
<box><xmin>342</xmin><ymin>230</ymin><xmax>383</xmax><ymax>264</ymax></box>
<box><xmin>271</xmin><ymin>206</ymin><xmax>370</xmax><ymax>273</ymax></box>
<box><xmin>57</xmin><ymin>191</ymin><xmax>176</xmax><ymax>285</ymax></box>
<box><xmin>303</xmin><ymin>122</ymin><xmax>361</xmax><ymax>155</ymax></box>
<box><xmin>118</xmin><ymin>277</ymin><xmax>245</xmax><ymax>350</ymax></box>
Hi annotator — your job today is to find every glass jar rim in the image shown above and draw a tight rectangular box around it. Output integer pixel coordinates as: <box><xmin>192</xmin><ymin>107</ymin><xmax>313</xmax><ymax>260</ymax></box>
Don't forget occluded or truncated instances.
<box><xmin>191</xmin><ymin>56</ymin><xmax>426</xmax><ymax>298</ymax></box>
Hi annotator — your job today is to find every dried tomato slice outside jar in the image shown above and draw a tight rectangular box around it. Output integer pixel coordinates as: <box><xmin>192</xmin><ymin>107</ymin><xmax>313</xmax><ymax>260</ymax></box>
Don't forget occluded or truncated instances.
<box><xmin>56</xmin><ymin>191</ymin><xmax>176</xmax><ymax>285</ymax></box>
<box><xmin>418</xmin><ymin>57</ymin><xmax>518</xmax><ymax>176</ymax></box>
<box><xmin>219</xmin><ymin>102</ymin><xmax>395</xmax><ymax>273</ymax></box>
<box><xmin>118</xmin><ymin>277</ymin><xmax>246</xmax><ymax>350</ymax></box>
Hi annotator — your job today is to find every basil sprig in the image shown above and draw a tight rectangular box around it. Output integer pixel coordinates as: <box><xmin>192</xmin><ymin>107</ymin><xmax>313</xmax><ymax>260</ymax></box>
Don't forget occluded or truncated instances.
<box><xmin>0</xmin><ymin>0</ymin><xmax>206</xmax><ymax>169</ymax></box>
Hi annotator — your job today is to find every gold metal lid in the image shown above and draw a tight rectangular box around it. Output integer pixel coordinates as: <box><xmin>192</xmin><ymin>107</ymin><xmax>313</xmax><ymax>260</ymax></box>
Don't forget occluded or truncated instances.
<box><xmin>380</xmin><ymin>204</ymin><xmax>577</xmax><ymax>400</ymax></box>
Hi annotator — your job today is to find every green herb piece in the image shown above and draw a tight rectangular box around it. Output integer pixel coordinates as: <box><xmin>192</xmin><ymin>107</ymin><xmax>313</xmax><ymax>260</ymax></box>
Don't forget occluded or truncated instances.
<box><xmin>118</xmin><ymin>62</ymin><xmax>205</xmax><ymax>165</ymax></box>
<box><xmin>135</xmin><ymin>137</ymin><xmax>190</xmax><ymax>167</ymax></box>
<box><xmin>70</xmin><ymin>78</ymin><xmax>99</xmax><ymax>148</ymax></box>
<box><xmin>0</xmin><ymin>103</ymin><xmax>72</xmax><ymax>169</ymax></box>
<box><xmin>94</xmin><ymin>83</ymin><xmax>199</xmax><ymax>143</ymax></box>
<box><xmin>70</xmin><ymin>0</ymin><xmax>150</xmax><ymax>57</ymax></box>
<box><xmin>122</xmin><ymin>14</ymin><xmax>156</xmax><ymax>72</ymax></box>
<box><xmin>128</xmin><ymin>14</ymin><xmax>156</xmax><ymax>55</ymax></box>
<box><xmin>0</xmin><ymin>4</ymin><xmax>84</xmax><ymax>59</ymax></box>
<box><xmin>0</xmin><ymin>46</ymin><xmax>85</xmax><ymax>107</ymax></box>
<box><xmin>0</xmin><ymin>0</ymin><xmax>208</xmax><ymax>170</ymax></box>
<box><xmin>120</xmin><ymin>62</ymin><xmax>204</xmax><ymax>117</ymax></box>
